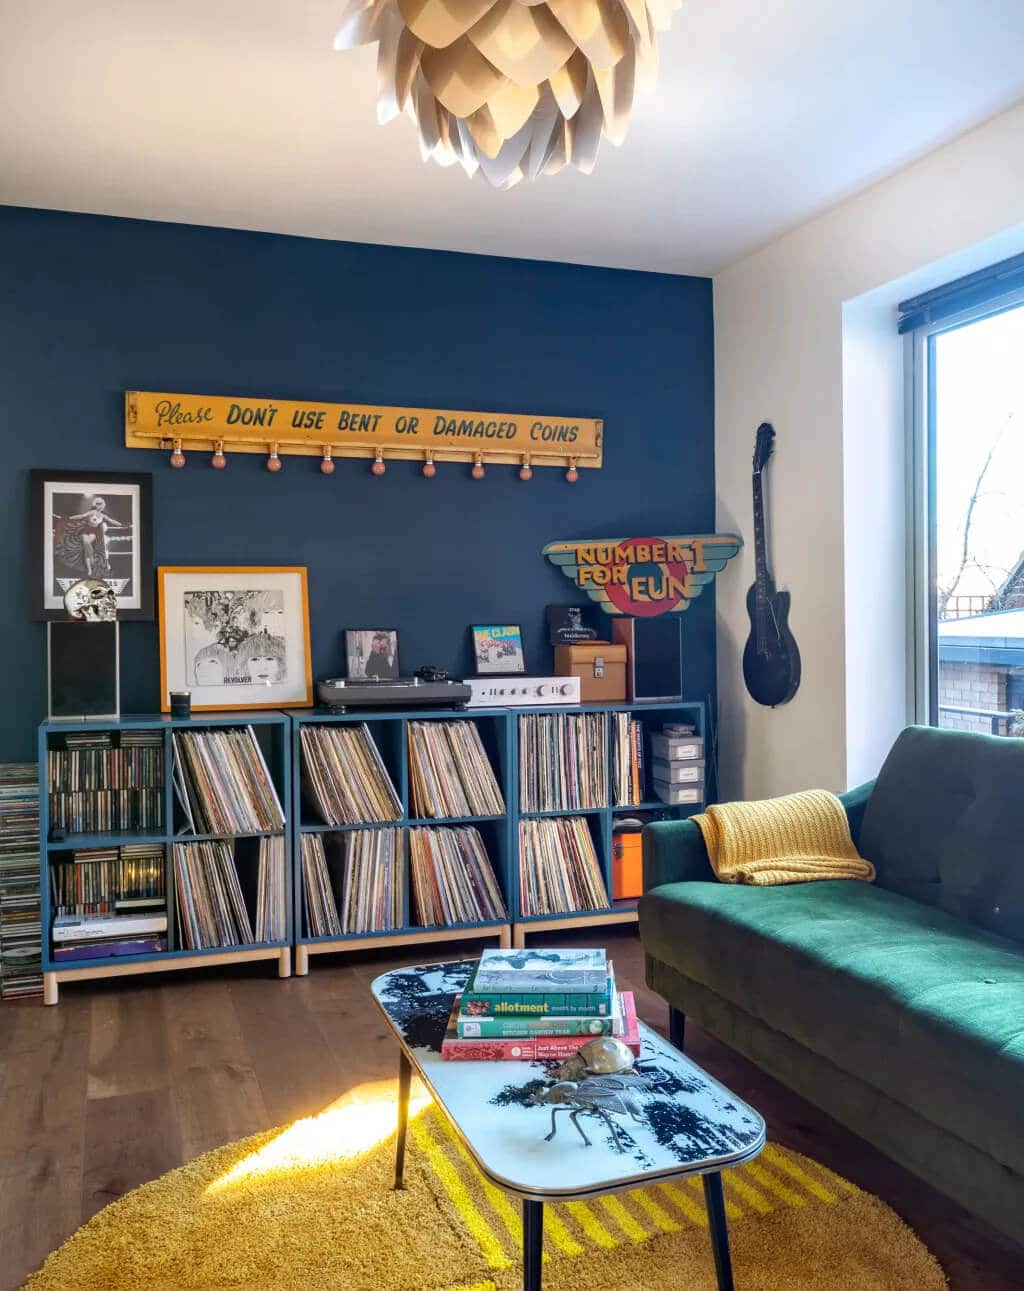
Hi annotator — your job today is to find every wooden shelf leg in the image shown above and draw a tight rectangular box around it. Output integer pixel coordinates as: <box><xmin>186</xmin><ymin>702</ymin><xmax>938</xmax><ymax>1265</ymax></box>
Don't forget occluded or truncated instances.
<box><xmin>295</xmin><ymin>944</ymin><xmax>309</xmax><ymax>977</ymax></box>
<box><xmin>512</xmin><ymin>925</ymin><xmax>526</xmax><ymax>949</ymax></box>
<box><xmin>277</xmin><ymin>947</ymin><xmax>292</xmax><ymax>979</ymax></box>
<box><xmin>499</xmin><ymin>925</ymin><xmax>512</xmax><ymax>949</ymax></box>
<box><xmin>43</xmin><ymin>972</ymin><xmax>59</xmax><ymax>1006</ymax></box>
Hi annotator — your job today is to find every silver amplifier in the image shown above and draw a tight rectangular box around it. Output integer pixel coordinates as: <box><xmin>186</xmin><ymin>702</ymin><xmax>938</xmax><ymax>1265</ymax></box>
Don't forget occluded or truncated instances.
<box><xmin>464</xmin><ymin>675</ymin><xmax>581</xmax><ymax>708</ymax></box>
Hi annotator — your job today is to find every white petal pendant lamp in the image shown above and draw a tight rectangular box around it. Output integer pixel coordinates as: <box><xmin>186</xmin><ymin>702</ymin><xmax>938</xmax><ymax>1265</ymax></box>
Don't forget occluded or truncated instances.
<box><xmin>334</xmin><ymin>0</ymin><xmax>680</xmax><ymax>188</ymax></box>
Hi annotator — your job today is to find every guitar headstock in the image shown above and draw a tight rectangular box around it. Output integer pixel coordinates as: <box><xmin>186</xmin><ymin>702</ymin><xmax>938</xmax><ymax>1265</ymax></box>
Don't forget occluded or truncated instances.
<box><xmin>753</xmin><ymin>422</ymin><xmax>775</xmax><ymax>474</ymax></box>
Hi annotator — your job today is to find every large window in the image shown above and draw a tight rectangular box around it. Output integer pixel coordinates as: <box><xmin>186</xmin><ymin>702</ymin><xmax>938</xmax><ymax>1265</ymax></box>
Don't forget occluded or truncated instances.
<box><xmin>904</xmin><ymin>260</ymin><xmax>1024</xmax><ymax>736</ymax></box>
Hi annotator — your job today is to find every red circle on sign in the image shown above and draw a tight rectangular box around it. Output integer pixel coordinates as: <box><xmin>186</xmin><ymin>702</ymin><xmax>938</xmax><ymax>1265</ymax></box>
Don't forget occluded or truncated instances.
<box><xmin>603</xmin><ymin>538</ymin><xmax>689</xmax><ymax>616</ymax></box>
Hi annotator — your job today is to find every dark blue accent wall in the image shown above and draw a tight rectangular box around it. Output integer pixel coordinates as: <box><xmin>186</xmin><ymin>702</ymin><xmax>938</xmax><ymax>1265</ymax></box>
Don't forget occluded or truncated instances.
<box><xmin>0</xmin><ymin>207</ymin><xmax>714</xmax><ymax>761</ymax></box>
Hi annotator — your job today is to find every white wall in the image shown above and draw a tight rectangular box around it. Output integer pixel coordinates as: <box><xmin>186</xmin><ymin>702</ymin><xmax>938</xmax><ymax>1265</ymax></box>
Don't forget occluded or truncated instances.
<box><xmin>714</xmin><ymin>101</ymin><xmax>1024</xmax><ymax>801</ymax></box>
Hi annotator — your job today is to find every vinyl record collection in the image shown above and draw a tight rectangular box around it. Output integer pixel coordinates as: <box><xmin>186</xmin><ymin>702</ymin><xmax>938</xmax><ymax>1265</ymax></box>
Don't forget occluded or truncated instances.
<box><xmin>612</xmin><ymin>712</ymin><xmax>646</xmax><ymax>806</ymax></box>
<box><xmin>47</xmin><ymin>730</ymin><xmax>163</xmax><ymax>834</ymax></box>
<box><xmin>50</xmin><ymin>844</ymin><xmax>165</xmax><ymax>916</ymax></box>
<box><xmin>518</xmin><ymin>815</ymin><xmax>609</xmax><ymax>916</ymax></box>
<box><xmin>173</xmin><ymin>835</ymin><xmax>285</xmax><ymax>948</ymax></box>
<box><xmin>173</xmin><ymin>727</ymin><xmax>285</xmax><ymax>835</ymax></box>
<box><xmin>300</xmin><ymin>724</ymin><xmax>402</xmax><ymax>825</ymax></box>
<box><xmin>518</xmin><ymin>712</ymin><xmax>608</xmax><ymax>812</ymax></box>
<box><xmin>0</xmin><ymin>764</ymin><xmax>42</xmax><ymax>999</ymax></box>
<box><xmin>408</xmin><ymin>720</ymin><xmax>506</xmax><ymax>818</ymax></box>
<box><xmin>409</xmin><ymin>826</ymin><xmax>507</xmax><ymax>927</ymax></box>
<box><xmin>300</xmin><ymin>830</ymin><xmax>404</xmax><ymax>936</ymax></box>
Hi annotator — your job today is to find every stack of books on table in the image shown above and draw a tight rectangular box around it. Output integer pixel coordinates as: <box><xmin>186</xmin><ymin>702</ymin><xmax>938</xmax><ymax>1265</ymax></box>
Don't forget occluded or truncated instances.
<box><xmin>441</xmin><ymin>947</ymin><xmax>640</xmax><ymax>1062</ymax></box>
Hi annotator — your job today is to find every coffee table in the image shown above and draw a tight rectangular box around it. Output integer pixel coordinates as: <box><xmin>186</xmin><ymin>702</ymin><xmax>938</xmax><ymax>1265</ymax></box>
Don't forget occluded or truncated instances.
<box><xmin>372</xmin><ymin>961</ymin><xmax>766</xmax><ymax>1291</ymax></box>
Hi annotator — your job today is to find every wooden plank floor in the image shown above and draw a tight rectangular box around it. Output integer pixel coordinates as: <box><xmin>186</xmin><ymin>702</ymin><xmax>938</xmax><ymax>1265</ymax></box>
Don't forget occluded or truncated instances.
<box><xmin>1</xmin><ymin>928</ymin><xmax>1022</xmax><ymax>1290</ymax></box>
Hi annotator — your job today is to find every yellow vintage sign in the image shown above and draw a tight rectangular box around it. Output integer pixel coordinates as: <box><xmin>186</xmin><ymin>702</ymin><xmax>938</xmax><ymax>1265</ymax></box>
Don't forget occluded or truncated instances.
<box><xmin>125</xmin><ymin>391</ymin><xmax>602</xmax><ymax>468</ymax></box>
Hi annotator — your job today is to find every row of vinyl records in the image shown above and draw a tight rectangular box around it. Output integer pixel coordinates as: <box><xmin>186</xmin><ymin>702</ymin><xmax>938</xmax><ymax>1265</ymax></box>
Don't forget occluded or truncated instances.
<box><xmin>518</xmin><ymin>815</ymin><xmax>609</xmax><ymax>917</ymax></box>
<box><xmin>300</xmin><ymin>825</ymin><xmax>507</xmax><ymax>936</ymax></box>
<box><xmin>173</xmin><ymin>838</ymin><xmax>286</xmax><ymax>948</ymax></box>
<box><xmin>0</xmin><ymin>763</ymin><xmax>42</xmax><ymax>1000</ymax></box>
<box><xmin>300</xmin><ymin>720</ymin><xmax>505</xmax><ymax>825</ymax></box>
<box><xmin>518</xmin><ymin>713</ymin><xmax>609</xmax><ymax>813</ymax></box>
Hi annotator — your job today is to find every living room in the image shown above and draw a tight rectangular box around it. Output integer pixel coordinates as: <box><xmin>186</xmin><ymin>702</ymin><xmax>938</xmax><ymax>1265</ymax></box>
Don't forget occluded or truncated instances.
<box><xmin>1</xmin><ymin>3</ymin><xmax>1023</xmax><ymax>1288</ymax></box>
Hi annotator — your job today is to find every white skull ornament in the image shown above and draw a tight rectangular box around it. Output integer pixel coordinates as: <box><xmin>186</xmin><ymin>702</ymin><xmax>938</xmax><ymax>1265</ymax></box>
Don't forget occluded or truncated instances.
<box><xmin>64</xmin><ymin>578</ymin><xmax>118</xmax><ymax>623</ymax></box>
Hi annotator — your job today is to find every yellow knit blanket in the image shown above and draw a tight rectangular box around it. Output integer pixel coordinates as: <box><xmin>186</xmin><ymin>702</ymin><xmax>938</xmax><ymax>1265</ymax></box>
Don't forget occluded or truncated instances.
<box><xmin>691</xmin><ymin>789</ymin><xmax>876</xmax><ymax>886</ymax></box>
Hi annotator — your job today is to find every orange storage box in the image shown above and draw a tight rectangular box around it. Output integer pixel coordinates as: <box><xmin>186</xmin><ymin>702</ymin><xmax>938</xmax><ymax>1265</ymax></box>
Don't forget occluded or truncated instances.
<box><xmin>612</xmin><ymin>829</ymin><xmax>644</xmax><ymax>900</ymax></box>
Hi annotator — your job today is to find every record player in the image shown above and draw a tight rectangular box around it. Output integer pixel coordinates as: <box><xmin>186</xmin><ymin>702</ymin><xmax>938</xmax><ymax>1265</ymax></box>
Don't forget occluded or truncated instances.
<box><xmin>317</xmin><ymin>675</ymin><xmax>471</xmax><ymax>711</ymax></box>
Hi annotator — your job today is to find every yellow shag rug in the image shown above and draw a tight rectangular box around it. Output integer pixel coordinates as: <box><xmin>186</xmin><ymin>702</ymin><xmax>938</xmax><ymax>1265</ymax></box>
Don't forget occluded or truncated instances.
<box><xmin>25</xmin><ymin>1095</ymin><xmax>947</xmax><ymax>1291</ymax></box>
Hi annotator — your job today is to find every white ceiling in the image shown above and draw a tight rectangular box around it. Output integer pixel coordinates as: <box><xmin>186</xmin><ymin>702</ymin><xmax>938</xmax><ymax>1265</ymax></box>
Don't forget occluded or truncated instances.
<box><xmin>1</xmin><ymin>0</ymin><xmax>1023</xmax><ymax>275</ymax></box>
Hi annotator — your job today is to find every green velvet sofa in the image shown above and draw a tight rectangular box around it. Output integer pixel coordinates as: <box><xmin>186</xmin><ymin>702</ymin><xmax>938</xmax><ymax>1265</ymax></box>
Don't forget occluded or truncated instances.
<box><xmin>639</xmin><ymin>724</ymin><xmax>1024</xmax><ymax>1244</ymax></box>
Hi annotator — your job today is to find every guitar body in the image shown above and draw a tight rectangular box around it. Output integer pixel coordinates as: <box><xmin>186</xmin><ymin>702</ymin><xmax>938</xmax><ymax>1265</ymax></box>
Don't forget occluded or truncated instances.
<box><xmin>742</xmin><ymin>422</ymin><xmax>802</xmax><ymax>707</ymax></box>
<box><xmin>742</xmin><ymin>582</ymin><xmax>801</xmax><ymax>707</ymax></box>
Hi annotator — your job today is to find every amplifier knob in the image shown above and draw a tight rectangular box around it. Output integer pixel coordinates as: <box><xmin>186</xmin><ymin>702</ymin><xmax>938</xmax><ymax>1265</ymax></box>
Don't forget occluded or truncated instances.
<box><xmin>558</xmin><ymin>684</ymin><xmax>573</xmax><ymax>696</ymax></box>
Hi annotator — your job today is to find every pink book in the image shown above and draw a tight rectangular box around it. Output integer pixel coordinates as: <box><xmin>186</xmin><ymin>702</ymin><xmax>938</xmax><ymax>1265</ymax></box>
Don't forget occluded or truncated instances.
<box><xmin>441</xmin><ymin>991</ymin><xmax>640</xmax><ymax>1062</ymax></box>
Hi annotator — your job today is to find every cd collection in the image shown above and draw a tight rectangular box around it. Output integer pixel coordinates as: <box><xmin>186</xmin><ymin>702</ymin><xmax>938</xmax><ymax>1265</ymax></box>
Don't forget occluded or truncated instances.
<box><xmin>300</xmin><ymin>724</ymin><xmax>402</xmax><ymax>825</ymax></box>
<box><xmin>173</xmin><ymin>836</ymin><xmax>285</xmax><ymax>948</ymax></box>
<box><xmin>518</xmin><ymin>815</ymin><xmax>609</xmax><ymax>916</ymax></box>
<box><xmin>173</xmin><ymin>728</ymin><xmax>285</xmax><ymax>835</ymax></box>
<box><xmin>50</xmin><ymin>843</ymin><xmax>165</xmax><ymax>916</ymax></box>
<box><xmin>408</xmin><ymin>720</ymin><xmax>505</xmax><ymax>819</ymax></box>
<box><xmin>0</xmin><ymin>763</ymin><xmax>42</xmax><ymax>999</ymax></box>
<box><xmin>409</xmin><ymin>825</ymin><xmax>507</xmax><ymax>926</ymax></box>
<box><xmin>518</xmin><ymin>712</ymin><xmax>608</xmax><ymax>812</ymax></box>
<box><xmin>48</xmin><ymin>730</ymin><xmax>163</xmax><ymax>834</ymax></box>
<box><xmin>612</xmin><ymin>712</ymin><xmax>646</xmax><ymax>806</ymax></box>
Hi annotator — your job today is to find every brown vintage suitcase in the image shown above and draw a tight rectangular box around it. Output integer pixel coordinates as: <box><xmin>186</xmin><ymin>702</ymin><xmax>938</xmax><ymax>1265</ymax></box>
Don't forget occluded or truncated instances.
<box><xmin>554</xmin><ymin>642</ymin><xmax>627</xmax><ymax>703</ymax></box>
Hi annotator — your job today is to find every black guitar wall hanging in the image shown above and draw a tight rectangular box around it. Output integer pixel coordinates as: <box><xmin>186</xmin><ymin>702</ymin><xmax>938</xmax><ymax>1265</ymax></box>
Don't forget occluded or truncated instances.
<box><xmin>742</xmin><ymin>422</ymin><xmax>801</xmax><ymax>706</ymax></box>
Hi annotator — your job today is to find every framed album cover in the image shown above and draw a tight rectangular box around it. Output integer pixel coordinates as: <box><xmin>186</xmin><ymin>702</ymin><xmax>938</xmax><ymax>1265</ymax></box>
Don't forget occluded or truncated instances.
<box><xmin>158</xmin><ymin>566</ymin><xmax>312</xmax><ymax>711</ymax></box>
<box><xmin>29</xmin><ymin>469</ymin><xmax>153</xmax><ymax>620</ymax></box>
<box><xmin>471</xmin><ymin>624</ymin><xmax>526</xmax><ymax>674</ymax></box>
<box><xmin>345</xmin><ymin>629</ymin><xmax>400</xmax><ymax>680</ymax></box>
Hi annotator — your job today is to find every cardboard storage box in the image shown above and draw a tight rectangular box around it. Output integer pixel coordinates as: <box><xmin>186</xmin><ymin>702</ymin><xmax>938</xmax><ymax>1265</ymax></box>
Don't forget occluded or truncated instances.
<box><xmin>651</xmin><ymin>757</ymin><xmax>705</xmax><ymax>785</ymax></box>
<box><xmin>650</xmin><ymin>733</ymin><xmax>704</xmax><ymax>762</ymax></box>
<box><xmin>653</xmin><ymin>779</ymin><xmax>704</xmax><ymax>806</ymax></box>
<box><xmin>554</xmin><ymin>642</ymin><xmax>627</xmax><ymax>703</ymax></box>
<box><xmin>612</xmin><ymin>829</ymin><xmax>643</xmax><ymax>899</ymax></box>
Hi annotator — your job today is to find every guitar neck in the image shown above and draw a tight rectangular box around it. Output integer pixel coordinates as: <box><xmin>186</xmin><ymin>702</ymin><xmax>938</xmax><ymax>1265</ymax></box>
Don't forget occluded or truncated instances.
<box><xmin>752</xmin><ymin>470</ymin><xmax>771</xmax><ymax>596</ymax></box>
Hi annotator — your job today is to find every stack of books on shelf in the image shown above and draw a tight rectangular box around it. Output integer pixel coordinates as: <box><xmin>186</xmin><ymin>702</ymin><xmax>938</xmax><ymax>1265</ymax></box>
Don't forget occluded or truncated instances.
<box><xmin>300</xmin><ymin>724</ymin><xmax>401</xmax><ymax>825</ymax></box>
<box><xmin>518</xmin><ymin>816</ymin><xmax>609</xmax><ymax>916</ymax></box>
<box><xmin>612</xmin><ymin>712</ymin><xmax>646</xmax><ymax>806</ymax></box>
<box><xmin>651</xmin><ymin>723</ymin><xmax>705</xmax><ymax>807</ymax></box>
<box><xmin>409</xmin><ymin>826</ymin><xmax>507</xmax><ymax>926</ymax></box>
<box><xmin>408</xmin><ymin>721</ymin><xmax>505</xmax><ymax>818</ymax></box>
<box><xmin>0</xmin><ymin>763</ymin><xmax>42</xmax><ymax>999</ymax></box>
<box><xmin>173</xmin><ymin>728</ymin><xmax>284</xmax><ymax>834</ymax></box>
<box><xmin>518</xmin><ymin>712</ymin><xmax>608</xmax><ymax>812</ymax></box>
<box><xmin>48</xmin><ymin>730</ymin><xmax>163</xmax><ymax>834</ymax></box>
<box><xmin>50</xmin><ymin>841</ymin><xmax>168</xmax><ymax>960</ymax></box>
<box><xmin>301</xmin><ymin>828</ymin><xmax>404</xmax><ymax>937</ymax></box>
<box><xmin>442</xmin><ymin>947</ymin><xmax>640</xmax><ymax>1061</ymax></box>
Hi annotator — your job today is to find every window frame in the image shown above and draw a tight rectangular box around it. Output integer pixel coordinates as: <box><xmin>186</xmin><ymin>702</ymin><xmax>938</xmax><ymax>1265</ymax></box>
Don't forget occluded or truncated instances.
<box><xmin>906</xmin><ymin>287</ymin><xmax>1024</xmax><ymax>727</ymax></box>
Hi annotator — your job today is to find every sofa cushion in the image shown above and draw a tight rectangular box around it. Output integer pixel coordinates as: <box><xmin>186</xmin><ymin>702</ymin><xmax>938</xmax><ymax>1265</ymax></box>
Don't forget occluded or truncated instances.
<box><xmin>859</xmin><ymin>725</ymin><xmax>1024</xmax><ymax>944</ymax></box>
<box><xmin>639</xmin><ymin>878</ymin><xmax>1024</xmax><ymax>1174</ymax></box>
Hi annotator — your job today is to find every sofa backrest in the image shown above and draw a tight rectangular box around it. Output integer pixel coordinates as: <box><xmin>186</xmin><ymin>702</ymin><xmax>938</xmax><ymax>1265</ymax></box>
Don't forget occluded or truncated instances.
<box><xmin>860</xmin><ymin>725</ymin><xmax>1024</xmax><ymax>945</ymax></box>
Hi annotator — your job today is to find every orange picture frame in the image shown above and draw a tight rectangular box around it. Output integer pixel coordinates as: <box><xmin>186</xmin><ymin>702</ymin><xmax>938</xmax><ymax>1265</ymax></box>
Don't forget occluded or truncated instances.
<box><xmin>157</xmin><ymin>565</ymin><xmax>313</xmax><ymax>712</ymax></box>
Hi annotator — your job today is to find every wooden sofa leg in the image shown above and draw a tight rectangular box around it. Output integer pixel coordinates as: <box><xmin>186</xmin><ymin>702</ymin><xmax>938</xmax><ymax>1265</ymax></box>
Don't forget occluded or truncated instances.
<box><xmin>669</xmin><ymin>1006</ymin><xmax>686</xmax><ymax>1051</ymax></box>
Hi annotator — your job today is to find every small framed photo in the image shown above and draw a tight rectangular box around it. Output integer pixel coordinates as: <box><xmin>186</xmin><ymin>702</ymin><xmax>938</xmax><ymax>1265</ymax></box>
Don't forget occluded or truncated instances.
<box><xmin>29</xmin><ymin>469</ymin><xmax>153</xmax><ymax>620</ymax></box>
<box><xmin>158</xmin><ymin>566</ymin><xmax>312</xmax><ymax>711</ymax></box>
<box><xmin>472</xmin><ymin>625</ymin><xmax>525</xmax><ymax>675</ymax></box>
<box><xmin>346</xmin><ymin>629</ymin><xmax>400</xmax><ymax>680</ymax></box>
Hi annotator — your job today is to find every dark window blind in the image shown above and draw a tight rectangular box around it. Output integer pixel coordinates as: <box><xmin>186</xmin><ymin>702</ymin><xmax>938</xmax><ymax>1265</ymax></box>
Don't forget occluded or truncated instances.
<box><xmin>897</xmin><ymin>251</ymin><xmax>1024</xmax><ymax>334</ymax></box>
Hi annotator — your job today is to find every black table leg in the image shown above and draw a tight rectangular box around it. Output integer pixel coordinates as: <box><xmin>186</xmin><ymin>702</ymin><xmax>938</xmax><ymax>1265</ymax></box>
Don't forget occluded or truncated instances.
<box><xmin>393</xmin><ymin>1048</ymin><xmax>411</xmax><ymax>1190</ymax></box>
<box><xmin>702</xmin><ymin>1172</ymin><xmax>734</xmax><ymax>1291</ymax></box>
<box><xmin>669</xmin><ymin>1006</ymin><xmax>686</xmax><ymax>1051</ymax></box>
<box><xmin>523</xmin><ymin>1199</ymin><xmax>543</xmax><ymax>1291</ymax></box>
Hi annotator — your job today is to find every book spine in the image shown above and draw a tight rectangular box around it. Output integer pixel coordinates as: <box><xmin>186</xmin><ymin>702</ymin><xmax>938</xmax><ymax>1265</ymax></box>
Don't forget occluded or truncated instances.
<box><xmin>460</xmin><ymin>993</ymin><xmax>612</xmax><ymax>1017</ymax></box>
<box><xmin>472</xmin><ymin>972</ymin><xmax>607</xmax><ymax>994</ymax></box>
<box><xmin>53</xmin><ymin>937</ymin><xmax>167</xmax><ymax>961</ymax></box>
<box><xmin>442</xmin><ymin>1032</ymin><xmax>641</xmax><ymax>1062</ymax></box>
<box><xmin>456</xmin><ymin>1013</ymin><xmax>616</xmax><ymax>1039</ymax></box>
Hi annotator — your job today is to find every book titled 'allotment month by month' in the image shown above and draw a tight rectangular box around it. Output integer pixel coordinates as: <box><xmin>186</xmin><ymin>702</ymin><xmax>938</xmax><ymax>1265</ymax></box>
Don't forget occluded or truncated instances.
<box><xmin>460</xmin><ymin>960</ymin><xmax>616</xmax><ymax>1017</ymax></box>
<box><xmin>442</xmin><ymin>992</ymin><xmax>640</xmax><ymax>1061</ymax></box>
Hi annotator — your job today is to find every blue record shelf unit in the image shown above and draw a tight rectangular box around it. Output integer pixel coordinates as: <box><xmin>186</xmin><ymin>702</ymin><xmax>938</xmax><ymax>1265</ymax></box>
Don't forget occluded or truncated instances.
<box><xmin>290</xmin><ymin>707</ymin><xmax>514</xmax><ymax>974</ymax></box>
<box><xmin>38</xmin><ymin>712</ymin><xmax>292</xmax><ymax>1004</ymax></box>
<box><xmin>290</xmin><ymin>700</ymin><xmax>705</xmax><ymax>972</ymax></box>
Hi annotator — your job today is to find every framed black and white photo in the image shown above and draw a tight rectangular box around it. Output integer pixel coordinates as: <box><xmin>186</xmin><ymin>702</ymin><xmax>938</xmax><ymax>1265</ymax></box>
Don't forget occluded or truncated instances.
<box><xmin>29</xmin><ymin>470</ymin><xmax>153</xmax><ymax>620</ymax></box>
<box><xmin>346</xmin><ymin>629</ymin><xmax>400</xmax><ymax>680</ymax></box>
<box><xmin>471</xmin><ymin>625</ymin><xmax>526</xmax><ymax>674</ymax></box>
<box><xmin>158</xmin><ymin>566</ymin><xmax>312</xmax><ymax>711</ymax></box>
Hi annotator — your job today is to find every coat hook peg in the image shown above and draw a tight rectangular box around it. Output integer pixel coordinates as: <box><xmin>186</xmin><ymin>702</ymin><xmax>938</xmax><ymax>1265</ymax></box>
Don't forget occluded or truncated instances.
<box><xmin>471</xmin><ymin>453</ymin><xmax>485</xmax><ymax>480</ymax></box>
<box><xmin>169</xmin><ymin>438</ymin><xmax>186</xmax><ymax>469</ymax></box>
<box><xmin>422</xmin><ymin>451</ymin><xmax>436</xmax><ymax>479</ymax></box>
<box><xmin>519</xmin><ymin>454</ymin><xmax>532</xmax><ymax>481</ymax></box>
<box><xmin>211</xmin><ymin>440</ymin><xmax>226</xmax><ymax>469</ymax></box>
<box><xmin>371</xmin><ymin>451</ymin><xmax>386</xmax><ymax>477</ymax></box>
<box><xmin>266</xmin><ymin>443</ymin><xmax>282</xmax><ymax>472</ymax></box>
<box><xmin>320</xmin><ymin>446</ymin><xmax>335</xmax><ymax>475</ymax></box>
<box><xmin>565</xmin><ymin>457</ymin><xmax>579</xmax><ymax>483</ymax></box>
